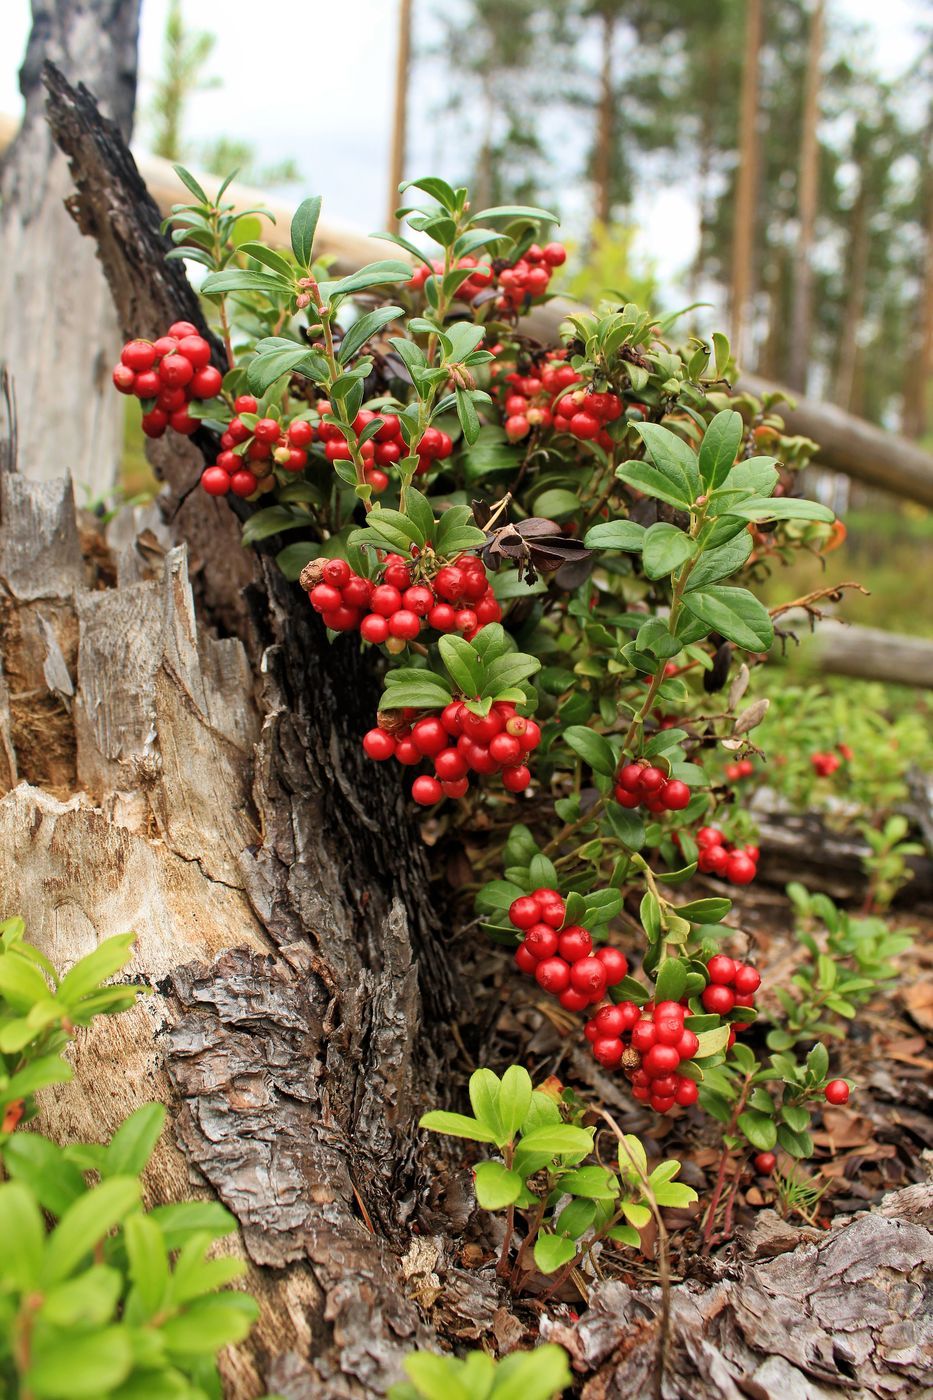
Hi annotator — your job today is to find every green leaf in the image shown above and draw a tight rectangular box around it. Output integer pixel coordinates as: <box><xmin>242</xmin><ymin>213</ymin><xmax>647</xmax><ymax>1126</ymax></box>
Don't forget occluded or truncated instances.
<box><xmin>533</xmin><ymin>1232</ymin><xmax>577</xmax><ymax>1274</ymax></box>
<box><xmin>469</xmin><ymin>1067</ymin><xmax>505</xmax><ymax>1140</ymax></box>
<box><xmin>621</xmin><ymin>1201</ymin><xmax>651</xmax><ymax>1228</ymax></box>
<box><xmin>41</xmin><ymin>1265</ymin><xmax>122</xmax><ymax>1328</ymax></box>
<box><xmin>583</xmin><ymin>519</ymin><xmax>646</xmax><ymax>551</ymax></box>
<box><xmin>276</xmin><ymin>541</ymin><xmax>319</xmax><ymax>580</ymax></box>
<box><xmin>693</xmin><ymin>1024</ymin><xmax>731</xmax><ymax>1057</ymax></box>
<box><xmin>737</xmin><ymin>1110</ymin><xmax>777</xmax><ymax>1151</ymax></box>
<box><xmin>473</xmin><ymin>1161</ymin><xmax>522</xmax><ymax>1209</ymax></box>
<box><xmin>674</xmin><ymin>897</ymin><xmax>732</xmax><ymax>924</ymax></box>
<box><xmin>43</xmin><ymin>1176</ymin><xmax>142</xmax><ymax>1284</ymax></box>
<box><xmin>291</xmin><ymin>195</ymin><xmax>322</xmax><ymax>265</ymax></box>
<box><xmin>518</xmin><ymin>1125</ymin><xmax>593</xmax><ymax>1156</ymax></box>
<box><xmin>439</xmin><ymin>635</ymin><xmax>485</xmax><ymax>696</ymax></box>
<box><xmin>617</xmin><ymin>1134</ymin><xmax>648</xmax><ymax>1177</ymax></box>
<box><xmin>455</xmin><ymin>387</ymin><xmax>482</xmax><ymax>446</ymax></box>
<box><xmin>606</xmin><ymin>1224</ymin><xmax>641</xmax><ymax>1247</ymax></box>
<box><xmin>2</xmin><ymin>1133</ymin><xmax>86</xmax><ymax>1216</ymax></box>
<box><xmin>655</xmin><ymin>959</ymin><xmax>688</xmax><ymax>1003</ymax></box>
<box><xmin>493</xmin><ymin>1345</ymin><xmax>573</xmax><ymax>1400</ymax></box>
<box><xmin>698</xmin><ymin>410</ymin><xmax>743</xmax><ymax>489</ymax></box>
<box><xmin>247</xmin><ymin>338</ymin><xmax>328</xmax><ymax>394</ymax></box>
<box><xmin>338</xmin><ymin>306</ymin><xmax>404</xmax><ymax>364</ymax></box>
<box><xmin>237</xmin><ymin>241</ymin><xmax>295</xmax><ymax>280</ymax></box>
<box><xmin>683</xmin><ymin>586</ymin><xmax>774</xmax><ymax>651</ymax></box>
<box><xmin>201</xmin><ymin>268</ymin><xmax>292</xmax><ymax>298</ymax></box>
<box><xmin>563</xmin><ymin>725</ymin><xmax>616</xmax><ymax>777</ymax></box>
<box><xmin>685</xmin><ymin>533</ymin><xmax>753</xmax><ymax>590</ymax></box>
<box><xmin>641</xmin><ymin>523</ymin><xmax>698</xmax><ymax>579</ymax></box>
<box><xmin>483</xmin><ymin>651</ymin><xmax>541</xmax><ymax>696</ymax></box>
<box><xmin>28</xmin><ymin>1327</ymin><xmax>133</xmax><ymax>1398</ymax></box>
<box><xmin>776</xmin><ymin>1124</ymin><xmax>814</xmax><ymax>1159</ymax></box>
<box><xmin>556</xmin><ymin>1197</ymin><xmax>597</xmax><ymax>1238</ymax></box>
<box><xmin>0</xmin><ymin>1180</ymin><xmax>44</xmax><ymax>1289</ymax></box>
<box><xmin>400</xmin><ymin>175</ymin><xmax>460</xmax><ymax>210</ymax></box>
<box><xmin>104</xmin><ymin>1103</ymin><xmax>165</xmax><ymax>1178</ymax></box>
<box><xmin>473</xmin><ymin>203</ymin><xmax>559</xmax><ymax>223</ymax></box>
<box><xmin>651</xmin><ymin>1180</ymin><xmax>698</xmax><ymax>1209</ymax></box>
<box><xmin>172</xmin><ymin>164</ymin><xmax>209</xmax><ymax>203</ymax></box>
<box><xmin>322</xmin><ymin>259</ymin><xmax>412</xmax><ymax>299</ymax></box>
<box><xmin>616</xmin><ymin>460</ymin><xmax>694</xmax><ymax>511</ymax></box>
<box><xmin>497</xmin><ymin>1065</ymin><xmax>533</xmax><ymax>1141</ymax></box>
<box><xmin>634</xmin><ymin>422</ymin><xmax>701</xmax><ymax>502</ymax></box>
<box><xmin>0</xmin><ymin>951</ymin><xmax>51</xmax><ymax>1010</ymax></box>
<box><xmin>56</xmin><ymin>934</ymin><xmax>135</xmax><ymax>1007</ymax></box>
<box><xmin>806</xmin><ymin>1042</ymin><xmax>829</xmax><ymax>1080</ymax></box>
<box><xmin>724</xmin><ymin>496</ymin><xmax>835</xmax><ymax>523</ymax></box>
<box><xmin>125</xmin><ymin>1214</ymin><xmax>169</xmax><ymax>1318</ymax></box>
<box><xmin>534</xmin><ymin>488</ymin><xmax>582</xmax><ymax>519</ymax></box>
<box><xmin>558</xmin><ymin>1166</ymin><xmax>619</xmax><ymax>1200</ymax></box>
<box><xmin>417</xmin><ymin>1111</ymin><xmax>497</xmax><ymax>1145</ymax></box>
<box><xmin>781</xmin><ymin>1104</ymin><xmax>810</xmax><ymax>1133</ymax></box>
<box><xmin>241</xmin><ymin>507</ymin><xmax>308</xmax><ymax>545</ymax></box>
<box><xmin>161</xmin><ymin>1292</ymin><xmax>258</xmax><ymax>1356</ymax></box>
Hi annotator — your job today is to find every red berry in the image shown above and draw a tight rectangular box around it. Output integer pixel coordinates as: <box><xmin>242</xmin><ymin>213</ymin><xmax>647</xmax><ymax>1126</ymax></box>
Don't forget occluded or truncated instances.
<box><xmin>643</xmin><ymin>1044</ymin><xmax>681</xmax><ymax>1077</ymax></box>
<box><xmin>675</xmin><ymin>1029</ymin><xmax>699</xmax><ymax>1060</ymax></box>
<box><xmin>617</xmin><ymin>763</ymin><xmax>644</xmax><ymax>793</ymax></box>
<box><xmin>700</xmin><ymin>844</ymin><xmax>730</xmax><ymax>876</ymax></box>
<box><xmin>825</xmin><ymin>1079</ymin><xmax>850</xmax><ymax>1105</ymax></box>
<box><xmin>663</xmin><ymin>780</ymin><xmax>691</xmax><ymax>811</ymax></box>
<box><xmin>697</xmin><ymin>826</ymin><xmax>725</xmax><ymax>847</ymax></box>
<box><xmin>434</xmin><ymin>567</ymin><xmax>464</xmax><ymax>601</ymax></box>
<box><xmin>655</xmin><ymin>1015</ymin><xmax>687</xmax><ymax>1047</ymax></box>
<box><xmin>442</xmin><ymin>777</ymin><xmax>470</xmax><ymax>798</ymax></box>
<box><xmin>536</xmin><ymin>896</ymin><xmax>566</xmax><ymax>929</ymax></box>
<box><xmin>489</xmin><ymin>733</ymin><xmax>522</xmax><ymax>766</ymax></box>
<box><xmin>525</xmin><ymin>924</ymin><xmax>559</xmax><ymax>960</ymax></box>
<box><xmin>288</xmin><ymin>419</ymin><xmax>314</xmax><ymax>447</ymax></box>
<box><xmin>395</xmin><ymin>738</ymin><xmax>421</xmax><ymax>766</ymax></box>
<box><xmin>310</xmin><ymin>584</ymin><xmax>343</xmax><ymax>613</ymax></box>
<box><xmin>543</xmin><ymin>242</ymin><xmax>566</xmax><ymax>266</ymax></box>
<box><xmin>515</xmin><ymin>944</ymin><xmax>538</xmax><ymax>975</ymax></box>
<box><xmin>517</xmin><ymin>719</ymin><xmax>542</xmax><ymax>751</ymax></box>
<box><xmin>157</xmin><ymin>386</ymin><xmax>188</xmax><ymax>412</ymax></box>
<box><xmin>701</xmin><ymin>984</ymin><xmax>735</xmax><ymax>1015</ymax></box>
<box><xmin>733</xmin><ymin>964</ymin><xmax>761</xmax><ymax>996</ymax></box>
<box><xmin>227</xmin><ymin>417</ymin><xmax>251</xmax><ymax>444</ymax></box>
<box><xmin>412</xmin><ymin>776</ymin><xmax>443</xmax><ymax>805</ymax></box>
<box><xmin>141</xmin><ymin>409</ymin><xmax>167</xmax><ymax>438</ymax></box>
<box><xmin>229</xmin><ymin>470</ymin><xmax>258</xmax><ymax>498</ymax></box>
<box><xmin>650</xmin><ymin>1095</ymin><xmax>676</xmax><ymax>1114</ymax></box>
<box><xmin>388</xmin><ymin>610</ymin><xmax>421</xmax><ymax>640</ymax></box>
<box><xmin>363</xmin><ymin>728</ymin><xmax>396</xmax><ymax>761</ymax></box>
<box><xmin>152</xmin><ymin>335</ymin><xmax>178</xmax><ymax>358</ymax></box>
<box><xmin>509</xmin><ymin>895</ymin><xmax>542</xmax><ymax>930</ymax></box>
<box><xmin>428</xmin><ymin>603</ymin><xmax>457</xmax><ymax>632</ymax></box>
<box><xmin>121</xmin><ymin>339</ymin><xmax>157</xmax><ymax>372</ymax></box>
<box><xmin>639</xmin><ymin>766</ymin><xmax>665</xmax><ymax>793</ymax></box>
<box><xmin>502</xmin><ymin>764</ymin><xmax>531</xmax><ymax>793</ymax></box>
<box><xmin>593</xmin><ymin>1036</ymin><xmax>624</xmax><ymax>1068</ymax></box>
<box><xmin>594</xmin><ymin>946</ymin><xmax>628</xmax><ymax>984</ymax></box>
<box><xmin>112</xmin><ymin>363</ymin><xmax>136</xmax><ymax>393</ymax></box>
<box><xmin>631</xmin><ymin>1018</ymin><xmax>657</xmax><ymax>1052</ymax></box>
<box><xmin>169</xmin><ymin>410</ymin><xmax>199</xmax><ymax>435</ymax></box>
<box><xmin>320</xmin><ymin>558</ymin><xmax>350</xmax><ymax>589</ymax></box>
<box><xmin>360</xmin><ymin>614</ymin><xmax>389</xmax><ymax>644</ymax></box>
<box><xmin>594</xmin><ymin>1004</ymin><xmax>628</xmax><ymax>1036</ymax></box>
<box><xmin>343</xmin><ymin>576</ymin><xmax>373</xmax><ymax>609</ymax></box>
<box><xmin>167</xmin><ymin>320</ymin><xmax>199</xmax><ymax>338</ymax></box>
<box><xmin>535</xmin><ymin>957</ymin><xmax>571</xmax><ymax>994</ymax></box>
<box><xmin>557</xmin><ymin>927</ymin><xmax>592</xmax><ymax>962</ymax></box>
<box><xmin>726</xmin><ymin>852</ymin><xmax>757</xmax><ymax>885</ymax></box>
<box><xmin>412</xmin><ymin>718</ymin><xmax>448</xmax><ymax>757</ymax></box>
<box><xmin>754</xmin><ymin>1151</ymin><xmax>776</xmax><ymax>1174</ymax></box>
<box><xmin>135</xmin><ymin>371</ymin><xmax>162</xmax><ymax>399</ymax></box>
<box><xmin>569</xmin><ymin>411</ymin><xmax>600</xmax><ymax>440</ymax></box>
<box><xmin>371</xmin><ymin>585</ymin><xmax>403</xmax><ymax>617</ymax></box>
<box><xmin>158</xmin><ymin>353</ymin><xmax>194</xmax><ymax>387</ymax></box>
<box><xmin>190</xmin><ymin>365</ymin><xmax>223</xmax><ymax>398</ymax></box>
<box><xmin>434</xmin><ymin>747</ymin><xmax>468</xmax><ymax>780</ymax></box>
<box><xmin>707</xmin><ymin>955</ymin><xmax>737</xmax><ymax>985</ymax></box>
<box><xmin>234</xmin><ymin>395</ymin><xmax>258</xmax><ymax>414</ymax></box>
<box><xmin>441</xmin><ymin>702</ymin><xmax>465</xmax><ymax>736</ymax></box>
<box><xmin>200</xmin><ymin>466</ymin><xmax>230</xmax><ymax>495</ymax></box>
<box><xmin>254</xmin><ymin>417</ymin><xmax>281</xmax><ymax>443</ymax></box>
<box><xmin>674</xmin><ymin>1078</ymin><xmax>699</xmax><ymax>1106</ymax></box>
<box><xmin>403</xmin><ymin>586</ymin><xmax>435</xmax><ymax>617</ymax></box>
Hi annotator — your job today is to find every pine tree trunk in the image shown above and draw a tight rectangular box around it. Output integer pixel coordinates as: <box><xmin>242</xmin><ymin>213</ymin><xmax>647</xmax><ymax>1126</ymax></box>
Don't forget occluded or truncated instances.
<box><xmin>386</xmin><ymin>0</ymin><xmax>413</xmax><ymax>229</ymax></box>
<box><xmin>833</xmin><ymin>168</ymin><xmax>869</xmax><ymax>410</ymax></box>
<box><xmin>902</xmin><ymin>134</ymin><xmax>933</xmax><ymax>439</ymax></box>
<box><xmin>0</xmin><ymin>0</ymin><xmax>140</xmax><ymax>498</ymax></box>
<box><xmin>593</xmin><ymin>8</ymin><xmax>615</xmax><ymax>227</ymax></box>
<box><xmin>730</xmin><ymin>0</ymin><xmax>763</xmax><ymax>364</ymax></box>
<box><xmin>786</xmin><ymin>0</ymin><xmax>825</xmax><ymax>392</ymax></box>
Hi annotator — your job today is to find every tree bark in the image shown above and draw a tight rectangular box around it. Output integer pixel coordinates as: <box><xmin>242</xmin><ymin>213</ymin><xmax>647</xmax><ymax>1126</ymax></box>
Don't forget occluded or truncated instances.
<box><xmin>386</xmin><ymin>0</ymin><xmax>413</xmax><ymax>229</ymax></box>
<box><xmin>786</xmin><ymin>0</ymin><xmax>825</xmax><ymax>392</ymax></box>
<box><xmin>0</xmin><ymin>0</ymin><xmax>140</xmax><ymax>497</ymax></box>
<box><xmin>902</xmin><ymin>121</ymin><xmax>933</xmax><ymax>440</ymax></box>
<box><xmin>593</xmin><ymin>8</ymin><xmax>616</xmax><ymax>227</ymax></box>
<box><xmin>833</xmin><ymin>165</ymin><xmax>869</xmax><ymax>410</ymax></box>
<box><xmin>730</xmin><ymin>0</ymin><xmax>763</xmax><ymax>364</ymax></box>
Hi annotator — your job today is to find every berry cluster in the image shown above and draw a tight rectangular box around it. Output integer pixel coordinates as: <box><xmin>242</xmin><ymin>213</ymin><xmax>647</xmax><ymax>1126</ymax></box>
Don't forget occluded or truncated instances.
<box><xmin>112</xmin><ymin>322</ymin><xmax>222</xmax><ymax>440</ymax></box>
<box><xmin>700</xmin><ymin>956</ymin><xmax>760</xmax><ymax>1028</ymax></box>
<box><xmin>614</xmin><ymin>761</ymin><xmax>691</xmax><ymax>813</ymax></box>
<box><xmin>202</xmin><ymin>393</ymin><xmax>314</xmax><ymax>499</ymax></box>
<box><xmin>584</xmin><ymin>1000</ymin><xmax>700</xmax><ymax>1114</ymax></box>
<box><xmin>508</xmin><ymin>890</ymin><xmax>629</xmax><ymax>1011</ymax></box>
<box><xmin>724</xmin><ymin>757</ymin><xmax>755</xmax><ymax>783</ymax></box>
<box><xmin>406</xmin><ymin>255</ymin><xmax>495</xmax><ymax>301</ymax></box>
<box><xmin>492</xmin><ymin>242</ymin><xmax>567</xmax><ymax>312</ymax></box>
<box><xmin>364</xmin><ymin>699</ymin><xmax>541</xmax><ymax>802</ymax></box>
<box><xmin>318</xmin><ymin>406</ymin><xmax>453</xmax><ymax>487</ymax></box>
<box><xmin>811</xmin><ymin>750</ymin><xmax>842</xmax><ymax>777</ymax></box>
<box><xmin>492</xmin><ymin>347</ymin><xmax>624</xmax><ymax>451</ymax></box>
<box><xmin>695</xmin><ymin>828</ymin><xmax>759</xmax><ymax>885</ymax></box>
<box><xmin>306</xmin><ymin>552</ymin><xmax>502</xmax><ymax>645</ymax></box>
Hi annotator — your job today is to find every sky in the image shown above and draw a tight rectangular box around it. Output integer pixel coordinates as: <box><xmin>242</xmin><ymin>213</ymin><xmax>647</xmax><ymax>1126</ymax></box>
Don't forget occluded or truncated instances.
<box><xmin>0</xmin><ymin>0</ymin><xmax>924</xmax><ymax>286</ymax></box>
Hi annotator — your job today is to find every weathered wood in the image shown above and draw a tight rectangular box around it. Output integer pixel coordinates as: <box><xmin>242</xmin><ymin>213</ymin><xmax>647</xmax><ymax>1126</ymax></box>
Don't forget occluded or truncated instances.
<box><xmin>0</xmin><ymin>0</ymin><xmax>140</xmax><ymax>496</ymax></box>
<box><xmin>778</xmin><ymin>614</ymin><xmax>933</xmax><ymax>689</ymax></box>
<box><xmin>542</xmin><ymin>1183</ymin><xmax>933</xmax><ymax>1399</ymax></box>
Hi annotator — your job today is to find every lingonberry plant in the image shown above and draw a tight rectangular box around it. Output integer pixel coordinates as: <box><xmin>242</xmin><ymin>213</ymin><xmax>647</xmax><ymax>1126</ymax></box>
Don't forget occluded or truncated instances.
<box><xmin>419</xmin><ymin>1067</ymin><xmax>696</xmax><ymax>1286</ymax></box>
<box><xmin>388</xmin><ymin>1342</ymin><xmax>570</xmax><ymax>1400</ymax></box>
<box><xmin>115</xmin><ymin>167</ymin><xmax>875</xmax><ymax>1247</ymax></box>
<box><xmin>0</xmin><ymin>916</ymin><xmax>262</xmax><ymax>1397</ymax></box>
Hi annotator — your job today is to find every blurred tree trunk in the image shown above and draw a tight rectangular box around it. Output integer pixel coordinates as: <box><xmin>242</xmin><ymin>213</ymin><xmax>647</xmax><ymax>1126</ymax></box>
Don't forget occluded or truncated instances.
<box><xmin>902</xmin><ymin>126</ymin><xmax>933</xmax><ymax>439</ymax></box>
<box><xmin>386</xmin><ymin>0</ymin><xmax>413</xmax><ymax>228</ymax></box>
<box><xmin>786</xmin><ymin>0</ymin><xmax>824</xmax><ymax>392</ymax></box>
<box><xmin>730</xmin><ymin>0</ymin><xmax>763</xmax><ymax>364</ymax></box>
<box><xmin>833</xmin><ymin>166</ymin><xmax>869</xmax><ymax>411</ymax></box>
<box><xmin>593</xmin><ymin>6</ymin><xmax>616</xmax><ymax>226</ymax></box>
<box><xmin>0</xmin><ymin>0</ymin><xmax>140</xmax><ymax>497</ymax></box>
